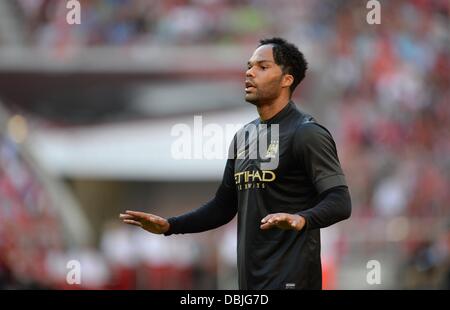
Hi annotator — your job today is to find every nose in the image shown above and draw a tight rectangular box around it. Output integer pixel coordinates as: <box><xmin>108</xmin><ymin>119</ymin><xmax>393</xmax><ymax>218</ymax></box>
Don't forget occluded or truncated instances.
<box><xmin>246</xmin><ymin>67</ymin><xmax>255</xmax><ymax>78</ymax></box>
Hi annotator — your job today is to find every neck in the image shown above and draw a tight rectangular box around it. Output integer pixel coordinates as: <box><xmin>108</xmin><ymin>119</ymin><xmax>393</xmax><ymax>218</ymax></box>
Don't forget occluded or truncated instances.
<box><xmin>256</xmin><ymin>95</ymin><xmax>291</xmax><ymax>121</ymax></box>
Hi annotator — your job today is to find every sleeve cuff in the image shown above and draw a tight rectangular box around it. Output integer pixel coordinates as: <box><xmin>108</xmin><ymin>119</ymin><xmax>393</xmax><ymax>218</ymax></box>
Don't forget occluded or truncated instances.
<box><xmin>163</xmin><ymin>217</ymin><xmax>177</xmax><ymax>236</ymax></box>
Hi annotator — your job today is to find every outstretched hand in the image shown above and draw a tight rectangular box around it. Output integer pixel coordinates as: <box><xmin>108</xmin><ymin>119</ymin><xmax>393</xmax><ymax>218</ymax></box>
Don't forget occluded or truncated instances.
<box><xmin>260</xmin><ymin>213</ymin><xmax>306</xmax><ymax>231</ymax></box>
<box><xmin>119</xmin><ymin>210</ymin><xmax>170</xmax><ymax>234</ymax></box>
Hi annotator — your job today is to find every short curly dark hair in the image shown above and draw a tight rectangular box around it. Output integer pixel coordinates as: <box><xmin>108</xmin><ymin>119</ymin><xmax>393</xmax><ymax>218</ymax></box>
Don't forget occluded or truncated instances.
<box><xmin>259</xmin><ymin>37</ymin><xmax>308</xmax><ymax>95</ymax></box>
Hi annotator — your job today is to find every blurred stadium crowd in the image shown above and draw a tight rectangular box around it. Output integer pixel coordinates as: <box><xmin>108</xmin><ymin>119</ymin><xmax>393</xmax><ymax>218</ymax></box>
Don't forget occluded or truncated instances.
<box><xmin>1</xmin><ymin>0</ymin><xmax>449</xmax><ymax>289</ymax></box>
<box><xmin>17</xmin><ymin>0</ymin><xmax>274</xmax><ymax>46</ymax></box>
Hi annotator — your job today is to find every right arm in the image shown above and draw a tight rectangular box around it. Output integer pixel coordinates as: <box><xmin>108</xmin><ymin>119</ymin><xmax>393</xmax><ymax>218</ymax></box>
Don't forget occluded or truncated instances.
<box><xmin>164</xmin><ymin>158</ymin><xmax>238</xmax><ymax>235</ymax></box>
<box><xmin>120</xmin><ymin>158</ymin><xmax>238</xmax><ymax>235</ymax></box>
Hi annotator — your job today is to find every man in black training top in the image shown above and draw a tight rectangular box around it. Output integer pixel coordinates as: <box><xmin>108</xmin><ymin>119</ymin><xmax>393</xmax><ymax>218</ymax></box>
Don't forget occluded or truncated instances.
<box><xmin>120</xmin><ymin>37</ymin><xmax>351</xmax><ymax>290</ymax></box>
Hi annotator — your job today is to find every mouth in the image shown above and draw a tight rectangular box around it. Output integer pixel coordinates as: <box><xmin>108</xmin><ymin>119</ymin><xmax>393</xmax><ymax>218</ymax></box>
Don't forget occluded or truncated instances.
<box><xmin>245</xmin><ymin>81</ymin><xmax>256</xmax><ymax>92</ymax></box>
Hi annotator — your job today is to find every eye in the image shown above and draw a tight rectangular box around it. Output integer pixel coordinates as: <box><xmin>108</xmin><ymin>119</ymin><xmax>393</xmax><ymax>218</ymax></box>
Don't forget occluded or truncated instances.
<box><xmin>261</xmin><ymin>66</ymin><xmax>267</xmax><ymax>70</ymax></box>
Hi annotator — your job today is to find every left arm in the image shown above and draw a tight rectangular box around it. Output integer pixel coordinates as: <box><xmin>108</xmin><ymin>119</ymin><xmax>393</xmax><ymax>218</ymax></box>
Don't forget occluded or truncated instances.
<box><xmin>260</xmin><ymin>185</ymin><xmax>351</xmax><ymax>231</ymax></box>
<box><xmin>261</xmin><ymin>122</ymin><xmax>351</xmax><ymax>231</ymax></box>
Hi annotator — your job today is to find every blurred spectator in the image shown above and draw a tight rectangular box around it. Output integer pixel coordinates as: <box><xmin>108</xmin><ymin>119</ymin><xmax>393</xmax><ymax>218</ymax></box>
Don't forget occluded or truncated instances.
<box><xmin>401</xmin><ymin>222</ymin><xmax>450</xmax><ymax>289</ymax></box>
<box><xmin>0</xmin><ymin>133</ymin><xmax>64</xmax><ymax>289</ymax></box>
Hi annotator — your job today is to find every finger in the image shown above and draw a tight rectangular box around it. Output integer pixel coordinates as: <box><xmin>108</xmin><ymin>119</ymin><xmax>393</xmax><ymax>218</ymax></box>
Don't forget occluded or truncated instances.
<box><xmin>125</xmin><ymin>211</ymin><xmax>163</xmax><ymax>224</ymax></box>
<box><xmin>260</xmin><ymin>222</ymin><xmax>274</xmax><ymax>230</ymax></box>
<box><xmin>119</xmin><ymin>214</ymin><xmax>135</xmax><ymax>220</ymax></box>
<box><xmin>125</xmin><ymin>210</ymin><xmax>151</xmax><ymax>219</ymax></box>
<box><xmin>123</xmin><ymin>219</ymin><xmax>143</xmax><ymax>227</ymax></box>
<box><xmin>261</xmin><ymin>214</ymin><xmax>275</xmax><ymax>223</ymax></box>
<box><xmin>125</xmin><ymin>212</ymin><xmax>165</xmax><ymax>226</ymax></box>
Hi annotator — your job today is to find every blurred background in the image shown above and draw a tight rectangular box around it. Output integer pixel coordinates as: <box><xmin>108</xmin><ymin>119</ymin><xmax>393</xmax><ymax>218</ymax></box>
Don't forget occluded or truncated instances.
<box><xmin>0</xmin><ymin>0</ymin><xmax>449</xmax><ymax>289</ymax></box>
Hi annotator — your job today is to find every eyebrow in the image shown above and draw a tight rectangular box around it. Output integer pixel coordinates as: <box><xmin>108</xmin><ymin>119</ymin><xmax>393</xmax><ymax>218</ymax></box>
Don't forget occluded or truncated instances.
<box><xmin>247</xmin><ymin>60</ymin><xmax>274</xmax><ymax>66</ymax></box>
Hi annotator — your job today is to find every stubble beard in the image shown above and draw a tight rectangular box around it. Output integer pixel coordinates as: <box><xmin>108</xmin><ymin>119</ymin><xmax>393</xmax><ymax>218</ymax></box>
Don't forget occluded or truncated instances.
<box><xmin>245</xmin><ymin>87</ymin><xmax>280</xmax><ymax>107</ymax></box>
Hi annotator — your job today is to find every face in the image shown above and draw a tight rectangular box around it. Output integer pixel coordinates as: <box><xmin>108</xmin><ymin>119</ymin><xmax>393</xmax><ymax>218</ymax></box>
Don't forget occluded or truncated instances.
<box><xmin>245</xmin><ymin>45</ymin><xmax>288</xmax><ymax>105</ymax></box>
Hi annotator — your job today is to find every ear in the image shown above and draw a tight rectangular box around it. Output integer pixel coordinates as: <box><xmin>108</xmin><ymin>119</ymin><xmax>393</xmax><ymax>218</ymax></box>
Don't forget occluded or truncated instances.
<box><xmin>281</xmin><ymin>74</ymin><xmax>294</xmax><ymax>89</ymax></box>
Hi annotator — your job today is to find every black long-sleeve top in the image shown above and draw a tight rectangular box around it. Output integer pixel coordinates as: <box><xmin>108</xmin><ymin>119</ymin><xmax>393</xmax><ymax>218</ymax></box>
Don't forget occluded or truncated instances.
<box><xmin>165</xmin><ymin>101</ymin><xmax>351</xmax><ymax>290</ymax></box>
